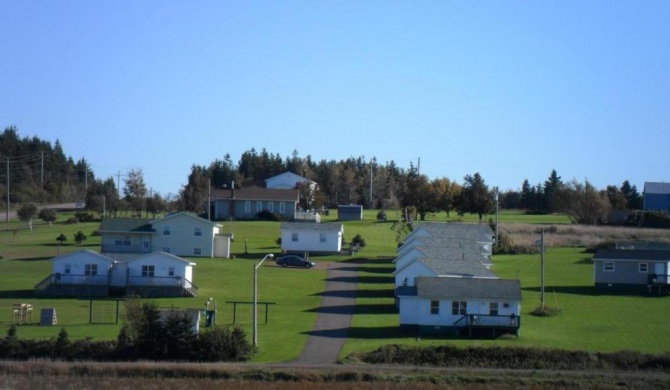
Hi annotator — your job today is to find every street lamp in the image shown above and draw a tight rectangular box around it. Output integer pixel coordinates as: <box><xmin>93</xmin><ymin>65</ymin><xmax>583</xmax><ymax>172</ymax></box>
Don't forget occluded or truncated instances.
<box><xmin>253</xmin><ymin>253</ymin><xmax>274</xmax><ymax>347</ymax></box>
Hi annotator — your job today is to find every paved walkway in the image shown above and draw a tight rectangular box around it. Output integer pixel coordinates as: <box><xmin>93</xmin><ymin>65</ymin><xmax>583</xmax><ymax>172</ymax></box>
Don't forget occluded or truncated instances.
<box><xmin>293</xmin><ymin>261</ymin><xmax>358</xmax><ymax>364</ymax></box>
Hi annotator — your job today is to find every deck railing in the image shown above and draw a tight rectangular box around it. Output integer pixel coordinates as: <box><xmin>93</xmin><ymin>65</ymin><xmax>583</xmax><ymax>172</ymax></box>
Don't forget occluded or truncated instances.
<box><xmin>454</xmin><ymin>314</ymin><xmax>520</xmax><ymax>328</ymax></box>
<box><xmin>649</xmin><ymin>274</ymin><xmax>669</xmax><ymax>285</ymax></box>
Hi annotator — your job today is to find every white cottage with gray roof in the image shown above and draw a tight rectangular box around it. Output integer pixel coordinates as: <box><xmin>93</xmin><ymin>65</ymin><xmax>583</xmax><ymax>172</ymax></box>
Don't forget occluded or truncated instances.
<box><xmin>397</xmin><ymin>276</ymin><xmax>521</xmax><ymax>336</ymax></box>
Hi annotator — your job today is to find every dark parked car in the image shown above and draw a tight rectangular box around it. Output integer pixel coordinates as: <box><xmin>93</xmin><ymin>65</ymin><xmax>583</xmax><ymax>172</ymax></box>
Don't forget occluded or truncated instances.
<box><xmin>275</xmin><ymin>255</ymin><xmax>315</xmax><ymax>268</ymax></box>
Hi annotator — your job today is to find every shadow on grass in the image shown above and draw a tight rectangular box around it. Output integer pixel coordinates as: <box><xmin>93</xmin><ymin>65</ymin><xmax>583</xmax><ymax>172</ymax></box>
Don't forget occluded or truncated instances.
<box><xmin>9</xmin><ymin>256</ymin><xmax>53</xmax><ymax>262</ymax></box>
<box><xmin>302</xmin><ymin>326</ymin><xmax>407</xmax><ymax>339</ymax></box>
<box><xmin>327</xmin><ymin>275</ymin><xmax>391</xmax><ymax>284</ymax></box>
<box><xmin>337</xmin><ymin>266</ymin><xmax>395</xmax><ymax>274</ymax></box>
<box><xmin>312</xmin><ymin>289</ymin><xmax>395</xmax><ymax>299</ymax></box>
<box><xmin>574</xmin><ymin>257</ymin><xmax>594</xmax><ymax>265</ymax></box>
<box><xmin>522</xmin><ymin>286</ymin><xmax>598</xmax><ymax>296</ymax></box>
<box><xmin>342</xmin><ymin>257</ymin><xmax>395</xmax><ymax>265</ymax></box>
<box><xmin>0</xmin><ymin>289</ymin><xmax>37</xmax><ymax>299</ymax></box>
<box><xmin>304</xmin><ymin>303</ymin><xmax>396</xmax><ymax>315</ymax></box>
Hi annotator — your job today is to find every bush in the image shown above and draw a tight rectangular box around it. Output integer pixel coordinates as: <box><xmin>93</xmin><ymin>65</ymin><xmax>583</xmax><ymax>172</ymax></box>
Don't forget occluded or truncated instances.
<box><xmin>376</xmin><ymin>210</ymin><xmax>387</xmax><ymax>221</ymax></box>
<box><xmin>351</xmin><ymin>234</ymin><xmax>366</xmax><ymax>248</ymax></box>
<box><xmin>256</xmin><ymin>210</ymin><xmax>281</xmax><ymax>221</ymax></box>
<box><xmin>74</xmin><ymin>211</ymin><xmax>96</xmax><ymax>222</ymax></box>
<box><xmin>65</xmin><ymin>217</ymin><xmax>78</xmax><ymax>224</ymax></box>
<box><xmin>194</xmin><ymin>326</ymin><xmax>254</xmax><ymax>362</ymax></box>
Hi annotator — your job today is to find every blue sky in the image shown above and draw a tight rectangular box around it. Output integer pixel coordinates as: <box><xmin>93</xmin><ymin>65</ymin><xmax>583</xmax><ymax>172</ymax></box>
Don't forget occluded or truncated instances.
<box><xmin>2</xmin><ymin>1</ymin><xmax>668</xmax><ymax>196</ymax></box>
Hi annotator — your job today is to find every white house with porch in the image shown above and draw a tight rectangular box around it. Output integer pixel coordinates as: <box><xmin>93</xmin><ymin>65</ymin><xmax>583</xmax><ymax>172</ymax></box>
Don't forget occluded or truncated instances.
<box><xmin>397</xmin><ymin>276</ymin><xmax>521</xmax><ymax>337</ymax></box>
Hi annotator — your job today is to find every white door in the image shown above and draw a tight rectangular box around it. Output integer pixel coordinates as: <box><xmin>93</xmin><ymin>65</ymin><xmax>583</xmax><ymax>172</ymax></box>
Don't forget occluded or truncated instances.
<box><xmin>142</xmin><ymin>237</ymin><xmax>151</xmax><ymax>253</ymax></box>
<box><xmin>655</xmin><ymin>263</ymin><xmax>668</xmax><ymax>284</ymax></box>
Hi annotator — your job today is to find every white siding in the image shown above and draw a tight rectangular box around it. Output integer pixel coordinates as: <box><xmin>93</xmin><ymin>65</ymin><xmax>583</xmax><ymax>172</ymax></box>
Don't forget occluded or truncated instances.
<box><xmin>280</xmin><ymin>229</ymin><xmax>342</xmax><ymax>252</ymax></box>
<box><xmin>394</xmin><ymin>262</ymin><xmax>436</xmax><ymax>287</ymax></box>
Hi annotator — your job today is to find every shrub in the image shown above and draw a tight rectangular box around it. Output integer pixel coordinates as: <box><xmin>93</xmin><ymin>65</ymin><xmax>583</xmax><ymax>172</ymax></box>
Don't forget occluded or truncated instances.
<box><xmin>194</xmin><ymin>326</ymin><xmax>254</xmax><ymax>362</ymax></box>
<box><xmin>351</xmin><ymin>234</ymin><xmax>366</xmax><ymax>248</ymax></box>
<box><xmin>376</xmin><ymin>210</ymin><xmax>387</xmax><ymax>221</ymax></box>
<box><xmin>65</xmin><ymin>217</ymin><xmax>78</xmax><ymax>224</ymax></box>
<box><xmin>256</xmin><ymin>210</ymin><xmax>281</xmax><ymax>221</ymax></box>
<box><xmin>74</xmin><ymin>211</ymin><xmax>96</xmax><ymax>222</ymax></box>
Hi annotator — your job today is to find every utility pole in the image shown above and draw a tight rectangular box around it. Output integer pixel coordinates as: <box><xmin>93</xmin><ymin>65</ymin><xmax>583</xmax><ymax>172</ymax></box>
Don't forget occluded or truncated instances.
<box><xmin>5</xmin><ymin>157</ymin><xmax>9</xmax><ymax>223</ymax></box>
<box><xmin>417</xmin><ymin>157</ymin><xmax>421</xmax><ymax>175</ymax></box>
<box><xmin>494</xmin><ymin>187</ymin><xmax>499</xmax><ymax>245</ymax></box>
<box><xmin>41</xmin><ymin>151</ymin><xmax>44</xmax><ymax>190</ymax></box>
<box><xmin>369</xmin><ymin>163</ymin><xmax>373</xmax><ymax>208</ymax></box>
<box><xmin>208</xmin><ymin>180</ymin><xmax>211</xmax><ymax>221</ymax></box>
<box><xmin>116</xmin><ymin>171</ymin><xmax>122</xmax><ymax>197</ymax></box>
<box><xmin>540</xmin><ymin>229</ymin><xmax>545</xmax><ymax>309</ymax></box>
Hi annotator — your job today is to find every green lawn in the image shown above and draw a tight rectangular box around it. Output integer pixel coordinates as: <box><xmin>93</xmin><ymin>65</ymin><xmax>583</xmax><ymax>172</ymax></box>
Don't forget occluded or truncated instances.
<box><xmin>1</xmin><ymin>209</ymin><xmax>669</xmax><ymax>364</ymax></box>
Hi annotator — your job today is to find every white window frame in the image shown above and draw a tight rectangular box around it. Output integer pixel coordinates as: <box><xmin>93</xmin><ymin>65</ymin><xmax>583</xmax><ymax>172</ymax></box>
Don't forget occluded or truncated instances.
<box><xmin>639</xmin><ymin>262</ymin><xmax>648</xmax><ymax>273</ymax></box>
<box><xmin>256</xmin><ymin>201</ymin><xmax>263</xmax><ymax>212</ymax></box>
<box><xmin>291</xmin><ymin>232</ymin><xmax>298</xmax><ymax>242</ymax></box>
<box><xmin>268</xmin><ymin>202</ymin><xmax>274</xmax><ymax>212</ymax></box>
<box><xmin>320</xmin><ymin>233</ymin><xmax>327</xmax><ymax>243</ymax></box>
<box><xmin>142</xmin><ymin>265</ymin><xmax>155</xmax><ymax>277</ymax></box>
<box><xmin>85</xmin><ymin>264</ymin><xmax>97</xmax><ymax>276</ymax></box>
<box><xmin>603</xmin><ymin>261</ymin><xmax>615</xmax><ymax>272</ymax></box>
<box><xmin>193</xmin><ymin>247</ymin><xmax>202</xmax><ymax>255</ymax></box>
<box><xmin>163</xmin><ymin>226</ymin><xmax>171</xmax><ymax>236</ymax></box>
<box><xmin>279</xmin><ymin>202</ymin><xmax>285</xmax><ymax>213</ymax></box>
<box><xmin>245</xmin><ymin>201</ymin><xmax>251</xmax><ymax>213</ymax></box>
<box><xmin>168</xmin><ymin>267</ymin><xmax>175</xmax><ymax>277</ymax></box>
<box><xmin>64</xmin><ymin>264</ymin><xmax>71</xmax><ymax>274</ymax></box>
<box><xmin>430</xmin><ymin>300</ymin><xmax>440</xmax><ymax>315</ymax></box>
<box><xmin>489</xmin><ymin>302</ymin><xmax>499</xmax><ymax>316</ymax></box>
<box><xmin>451</xmin><ymin>301</ymin><xmax>467</xmax><ymax>315</ymax></box>
<box><xmin>194</xmin><ymin>226</ymin><xmax>203</xmax><ymax>237</ymax></box>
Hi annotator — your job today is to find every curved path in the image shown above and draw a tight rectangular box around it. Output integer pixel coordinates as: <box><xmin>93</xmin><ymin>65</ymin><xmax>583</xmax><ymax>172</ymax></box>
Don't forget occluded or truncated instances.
<box><xmin>293</xmin><ymin>261</ymin><xmax>358</xmax><ymax>364</ymax></box>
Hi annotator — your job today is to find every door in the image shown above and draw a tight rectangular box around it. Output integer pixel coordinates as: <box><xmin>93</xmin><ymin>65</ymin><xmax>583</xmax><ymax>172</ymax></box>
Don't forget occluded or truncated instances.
<box><xmin>655</xmin><ymin>263</ymin><xmax>668</xmax><ymax>284</ymax></box>
<box><xmin>142</xmin><ymin>237</ymin><xmax>151</xmax><ymax>253</ymax></box>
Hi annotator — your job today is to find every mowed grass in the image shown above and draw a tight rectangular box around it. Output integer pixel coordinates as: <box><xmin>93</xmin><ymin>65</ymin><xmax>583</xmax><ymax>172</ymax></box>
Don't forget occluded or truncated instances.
<box><xmin>341</xmin><ymin>247</ymin><xmax>670</xmax><ymax>357</ymax></box>
<box><xmin>2</xmin><ymin>209</ymin><xmax>669</xmax><ymax>364</ymax></box>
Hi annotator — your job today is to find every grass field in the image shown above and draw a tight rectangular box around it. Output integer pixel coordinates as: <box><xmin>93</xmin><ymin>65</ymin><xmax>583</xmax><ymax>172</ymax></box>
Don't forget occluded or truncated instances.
<box><xmin>1</xmin><ymin>208</ymin><xmax>669</xmax><ymax>364</ymax></box>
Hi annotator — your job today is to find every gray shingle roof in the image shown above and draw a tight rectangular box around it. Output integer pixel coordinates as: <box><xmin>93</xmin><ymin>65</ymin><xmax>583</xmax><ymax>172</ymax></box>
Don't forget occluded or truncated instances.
<box><xmin>593</xmin><ymin>249</ymin><xmax>670</xmax><ymax>262</ymax></box>
<box><xmin>411</xmin><ymin>222</ymin><xmax>494</xmax><ymax>242</ymax></box>
<box><xmin>281</xmin><ymin>222</ymin><xmax>344</xmax><ymax>232</ymax></box>
<box><xmin>98</xmin><ymin>218</ymin><xmax>154</xmax><ymax>233</ymax></box>
<box><xmin>414</xmin><ymin>277</ymin><xmax>521</xmax><ymax>300</ymax></box>
<box><xmin>413</xmin><ymin>246</ymin><xmax>491</xmax><ymax>263</ymax></box>
<box><xmin>644</xmin><ymin>182</ymin><xmax>670</xmax><ymax>194</ymax></box>
<box><xmin>212</xmin><ymin>186</ymin><xmax>300</xmax><ymax>201</ymax></box>
<box><xmin>417</xmin><ymin>257</ymin><xmax>496</xmax><ymax>278</ymax></box>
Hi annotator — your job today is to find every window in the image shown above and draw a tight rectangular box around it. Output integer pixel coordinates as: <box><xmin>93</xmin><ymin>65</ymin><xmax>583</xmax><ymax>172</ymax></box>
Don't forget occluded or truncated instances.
<box><xmin>451</xmin><ymin>301</ymin><xmax>467</xmax><ymax>315</ymax></box>
<box><xmin>193</xmin><ymin>247</ymin><xmax>202</xmax><ymax>255</ymax></box>
<box><xmin>603</xmin><ymin>262</ymin><xmax>615</xmax><ymax>272</ymax></box>
<box><xmin>115</xmin><ymin>235</ymin><xmax>131</xmax><ymax>246</ymax></box>
<box><xmin>64</xmin><ymin>264</ymin><xmax>71</xmax><ymax>274</ymax></box>
<box><xmin>320</xmin><ymin>233</ymin><xmax>327</xmax><ymax>243</ymax></box>
<box><xmin>142</xmin><ymin>265</ymin><xmax>155</xmax><ymax>277</ymax></box>
<box><xmin>292</xmin><ymin>233</ymin><xmax>299</xmax><ymax>242</ymax></box>
<box><xmin>268</xmin><ymin>202</ymin><xmax>274</xmax><ymax>212</ymax></box>
<box><xmin>402</xmin><ymin>277</ymin><xmax>408</xmax><ymax>286</ymax></box>
<box><xmin>163</xmin><ymin>247</ymin><xmax>171</xmax><ymax>253</ymax></box>
<box><xmin>194</xmin><ymin>226</ymin><xmax>203</xmax><ymax>237</ymax></box>
<box><xmin>256</xmin><ymin>201</ymin><xmax>263</xmax><ymax>212</ymax></box>
<box><xmin>639</xmin><ymin>263</ymin><xmax>648</xmax><ymax>273</ymax></box>
<box><xmin>245</xmin><ymin>201</ymin><xmax>251</xmax><ymax>213</ymax></box>
<box><xmin>489</xmin><ymin>302</ymin><xmax>499</xmax><ymax>316</ymax></box>
<box><xmin>430</xmin><ymin>300</ymin><xmax>440</xmax><ymax>315</ymax></box>
<box><xmin>279</xmin><ymin>202</ymin><xmax>285</xmax><ymax>213</ymax></box>
<box><xmin>163</xmin><ymin>226</ymin><xmax>171</xmax><ymax>236</ymax></box>
<box><xmin>85</xmin><ymin>264</ymin><xmax>97</xmax><ymax>276</ymax></box>
<box><xmin>168</xmin><ymin>267</ymin><xmax>175</xmax><ymax>277</ymax></box>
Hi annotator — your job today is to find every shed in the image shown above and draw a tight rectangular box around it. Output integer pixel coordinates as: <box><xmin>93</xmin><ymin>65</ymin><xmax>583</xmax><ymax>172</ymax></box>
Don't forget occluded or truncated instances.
<box><xmin>337</xmin><ymin>205</ymin><xmax>363</xmax><ymax>221</ymax></box>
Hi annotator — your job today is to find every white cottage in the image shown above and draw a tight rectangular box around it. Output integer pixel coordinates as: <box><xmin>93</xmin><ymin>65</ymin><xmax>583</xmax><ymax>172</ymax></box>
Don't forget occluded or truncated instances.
<box><xmin>280</xmin><ymin>222</ymin><xmax>344</xmax><ymax>253</ymax></box>
<box><xmin>397</xmin><ymin>276</ymin><xmax>521</xmax><ymax>337</ymax></box>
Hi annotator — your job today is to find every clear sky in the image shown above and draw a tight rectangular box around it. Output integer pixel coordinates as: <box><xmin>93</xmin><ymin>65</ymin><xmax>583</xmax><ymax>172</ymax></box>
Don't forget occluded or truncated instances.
<box><xmin>2</xmin><ymin>1</ymin><xmax>668</xmax><ymax>196</ymax></box>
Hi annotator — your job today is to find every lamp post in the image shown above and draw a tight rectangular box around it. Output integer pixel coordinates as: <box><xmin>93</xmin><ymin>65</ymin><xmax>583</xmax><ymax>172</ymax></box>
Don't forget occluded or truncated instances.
<box><xmin>253</xmin><ymin>253</ymin><xmax>274</xmax><ymax>347</ymax></box>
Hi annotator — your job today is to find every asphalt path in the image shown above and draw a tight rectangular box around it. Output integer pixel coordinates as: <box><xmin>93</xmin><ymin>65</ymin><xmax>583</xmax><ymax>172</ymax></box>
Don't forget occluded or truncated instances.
<box><xmin>292</xmin><ymin>261</ymin><xmax>358</xmax><ymax>364</ymax></box>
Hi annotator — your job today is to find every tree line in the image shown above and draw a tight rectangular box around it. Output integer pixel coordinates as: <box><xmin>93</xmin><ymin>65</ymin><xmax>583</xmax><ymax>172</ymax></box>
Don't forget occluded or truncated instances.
<box><xmin>1</xmin><ymin>126</ymin><xmax>653</xmax><ymax>226</ymax></box>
